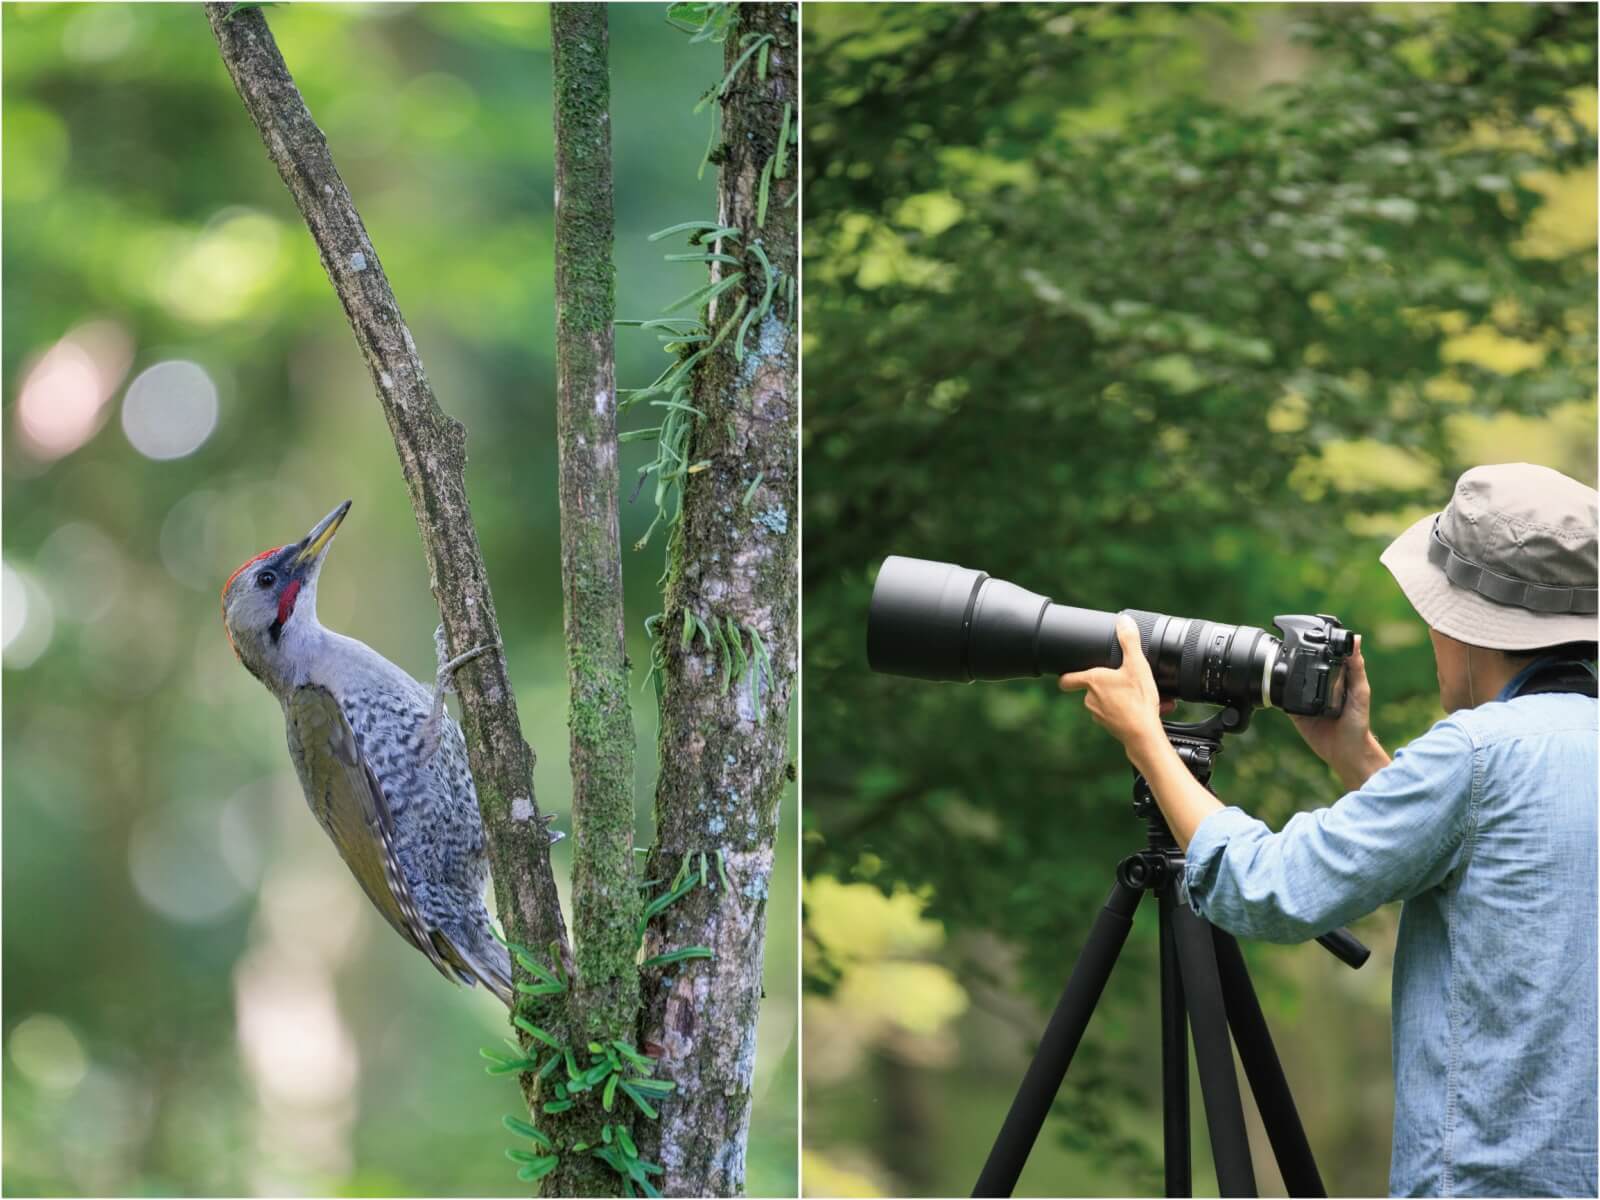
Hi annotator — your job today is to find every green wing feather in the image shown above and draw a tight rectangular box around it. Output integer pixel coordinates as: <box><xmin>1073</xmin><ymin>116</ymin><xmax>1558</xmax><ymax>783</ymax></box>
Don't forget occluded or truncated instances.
<box><xmin>285</xmin><ymin>685</ymin><xmax>475</xmax><ymax>990</ymax></box>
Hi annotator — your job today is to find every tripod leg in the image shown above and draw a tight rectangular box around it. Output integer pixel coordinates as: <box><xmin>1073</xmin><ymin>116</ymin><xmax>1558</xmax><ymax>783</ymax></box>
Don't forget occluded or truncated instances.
<box><xmin>1170</xmin><ymin>899</ymin><xmax>1257</xmax><ymax>1198</ymax></box>
<box><xmin>1158</xmin><ymin>889</ymin><xmax>1191</xmax><ymax>1198</ymax></box>
<box><xmin>1212</xmin><ymin>928</ymin><xmax>1327</xmax><ymax>1198</ymax></box>
<box><xmin>972</xmin><ymin>879</ymin><xmax>1144</xmax><ymax>1199</ymax></box>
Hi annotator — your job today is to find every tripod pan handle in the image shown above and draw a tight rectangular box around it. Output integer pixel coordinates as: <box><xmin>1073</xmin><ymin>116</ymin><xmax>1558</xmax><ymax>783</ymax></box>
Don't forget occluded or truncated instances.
<box><xmin>1315</xmin><ymin>926</ymin><xmax>1370</xmax><ymax>969</ymax></box>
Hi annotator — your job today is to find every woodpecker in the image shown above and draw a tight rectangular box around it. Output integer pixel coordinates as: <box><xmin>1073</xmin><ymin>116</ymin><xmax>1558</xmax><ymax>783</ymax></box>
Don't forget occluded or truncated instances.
<box><xmin>221</xmin><ymin>500</ymin><xmax>558</xmax><ymax>1007</ymax></box>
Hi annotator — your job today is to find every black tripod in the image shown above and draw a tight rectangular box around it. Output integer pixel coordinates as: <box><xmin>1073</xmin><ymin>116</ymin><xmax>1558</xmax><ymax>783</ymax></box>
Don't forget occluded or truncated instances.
<box><xmin>973</xmin><ymin>707</ymin><xmax>1370</xmax><ymax>1199</ymax></box>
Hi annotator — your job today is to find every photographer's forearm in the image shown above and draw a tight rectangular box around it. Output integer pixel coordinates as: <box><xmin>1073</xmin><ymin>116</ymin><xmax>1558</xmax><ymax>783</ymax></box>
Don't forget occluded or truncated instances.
<box><xmin>1126</xmin><ymin>732</ymin><xmax>1223</xmax><ymax>849</ymax></box>
<box><xmin>1332</xmin><ymin>733</ymin><xmax>1392</xmax><ymax>792</ymax></box>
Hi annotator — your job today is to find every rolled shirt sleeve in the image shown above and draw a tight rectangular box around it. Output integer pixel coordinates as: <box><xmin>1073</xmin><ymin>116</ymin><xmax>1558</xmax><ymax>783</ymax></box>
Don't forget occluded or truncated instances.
<box><xmin>1179</xmin><ymin>716</ymin><xmax>1477</xmax><ymax>942</ymax></box>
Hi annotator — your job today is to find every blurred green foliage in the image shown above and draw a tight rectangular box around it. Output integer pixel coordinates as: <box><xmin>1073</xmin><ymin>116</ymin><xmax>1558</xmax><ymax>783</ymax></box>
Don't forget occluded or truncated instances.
<box><xmin>3</xmin><ymin>4</ymin><xmax>794</xmax><ymax>1195</ymax></box>
<box><xmin>801</xmin><ymin>3</ymin><xmax>1594</xmax><ymax>1196</ymax></box>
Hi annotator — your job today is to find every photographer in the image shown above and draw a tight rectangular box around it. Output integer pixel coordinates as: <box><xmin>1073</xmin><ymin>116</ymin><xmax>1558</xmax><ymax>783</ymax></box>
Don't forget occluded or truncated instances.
<box><xmin>1059</xmin><ymin>463</ymin><xmax>1597</xmax><ymax>1199</ymax></box>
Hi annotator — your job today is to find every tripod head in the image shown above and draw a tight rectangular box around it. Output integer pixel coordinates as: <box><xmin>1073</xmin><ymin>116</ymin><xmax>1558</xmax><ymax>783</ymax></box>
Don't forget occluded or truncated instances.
<box><xmin>1128</xmin><ymin>701</ymin><xmax>1248</xmax><ymax>833</ymax></box>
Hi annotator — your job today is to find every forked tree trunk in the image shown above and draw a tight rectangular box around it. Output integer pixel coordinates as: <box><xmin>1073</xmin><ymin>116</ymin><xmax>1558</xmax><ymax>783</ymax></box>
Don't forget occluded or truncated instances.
<box><xmin>209</xmin><ymin>5</ymin><xmax>795</xmax><ymax>1194</ymax></box>
<box><xmin>635</xmin><ymin>5</ymin><xmax>799</xmax><ymax>1195</ymax></box>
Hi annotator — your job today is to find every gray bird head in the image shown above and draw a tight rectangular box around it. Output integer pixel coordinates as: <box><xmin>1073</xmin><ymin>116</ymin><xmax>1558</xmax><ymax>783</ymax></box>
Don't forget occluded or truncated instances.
<box><xmin>222</xmin><ymin>499</ymin><xmax>350</xmax><ymax>692</ymax></box>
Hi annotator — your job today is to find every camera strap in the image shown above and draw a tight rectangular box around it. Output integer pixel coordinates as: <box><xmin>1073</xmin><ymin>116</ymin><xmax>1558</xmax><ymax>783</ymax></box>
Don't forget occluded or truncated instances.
<box><xmin>1512</xmin><ymin>658</ymin><xmax>1598</xmax><ymax>699</ymax></box>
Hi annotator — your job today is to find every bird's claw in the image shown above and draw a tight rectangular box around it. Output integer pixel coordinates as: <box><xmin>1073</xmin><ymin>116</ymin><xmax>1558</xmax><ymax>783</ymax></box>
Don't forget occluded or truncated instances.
<box><xmin>421</xmin><ymin>626</ymin><xmax>503</xmax><ymax>763</ymax></box>
<box><xmin>433</xmin><ymin>624</ymin><xmax>502</xmax><ymax>692</ymax></box>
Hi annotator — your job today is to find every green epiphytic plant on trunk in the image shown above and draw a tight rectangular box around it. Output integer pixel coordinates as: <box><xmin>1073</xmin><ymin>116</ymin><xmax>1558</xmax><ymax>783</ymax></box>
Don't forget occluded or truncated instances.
<box><xmin>481</xmin><ymin>936</ymin><xmax>684</xmax><ymax>1195</ymax></box>
<box><xmin>622</xmin><ymin>2</ymin><xmax>796</xmax><ymax>733</ymax></box>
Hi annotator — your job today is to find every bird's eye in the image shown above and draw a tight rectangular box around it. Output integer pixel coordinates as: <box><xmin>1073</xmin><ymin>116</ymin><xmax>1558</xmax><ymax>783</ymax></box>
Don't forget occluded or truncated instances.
<box><xmin>256</xmin><ymin>570</ymin><xmax>277</xmax><ymax>589</ymax></box>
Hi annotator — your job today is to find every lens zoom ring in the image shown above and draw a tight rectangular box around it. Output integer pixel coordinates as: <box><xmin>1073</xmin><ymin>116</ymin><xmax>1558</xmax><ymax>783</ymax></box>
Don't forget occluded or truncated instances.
<box><xmin>1180</xmin><ymin>619</ymin><xmax>1206</xmax><ymax>694</ymax></box>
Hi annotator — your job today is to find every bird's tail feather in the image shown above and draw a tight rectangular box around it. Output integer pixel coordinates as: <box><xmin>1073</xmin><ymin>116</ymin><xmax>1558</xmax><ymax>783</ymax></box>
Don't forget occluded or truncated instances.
<box><xmin>478</xmin><ymin>937</ymin><xmax>514</xmax><ymax>1008</ymax></box>
<box><xmin>434</xmin><ymin>925</ymin><xmax>514</xmax><ymax>1008</ymax></box>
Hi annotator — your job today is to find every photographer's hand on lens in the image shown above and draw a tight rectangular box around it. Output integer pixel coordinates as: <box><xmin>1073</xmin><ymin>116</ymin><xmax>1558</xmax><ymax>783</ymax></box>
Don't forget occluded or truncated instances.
<box><xmin>1059</xmin><ymin>617</ymin><xmax>1222</xmax><ymax>847</ymax></box>
<box><xmin>1057</xmin><ymin>615</ymin><xmax>1168</xmax><ymax>745</ymax></box>
<box><xmin>1287</xmin><ymin>634</ymin><xmax>1392</xmax><ymax>791</ymax></box>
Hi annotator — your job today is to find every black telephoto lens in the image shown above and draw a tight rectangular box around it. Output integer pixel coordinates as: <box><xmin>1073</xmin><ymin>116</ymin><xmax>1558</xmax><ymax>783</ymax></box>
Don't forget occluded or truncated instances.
<box><xmin>867</xmin><ymin>556</ymin><xmax>1288</xmax><ymax>713</ymax></box>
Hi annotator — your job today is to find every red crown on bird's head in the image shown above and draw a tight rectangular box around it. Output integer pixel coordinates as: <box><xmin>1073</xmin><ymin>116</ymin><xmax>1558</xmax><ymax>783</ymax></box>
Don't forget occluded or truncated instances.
<box><xmin>221</xmin><ymin>545</ymin><xmax>283</xmax><ymax>661</ymax></box>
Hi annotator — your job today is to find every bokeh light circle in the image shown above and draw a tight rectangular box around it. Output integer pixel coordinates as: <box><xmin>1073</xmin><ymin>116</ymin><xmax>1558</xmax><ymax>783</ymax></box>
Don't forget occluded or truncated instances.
<box><xmin>17</xmin><ymin>343</ymin><xmax>101</xmax><ymax>459</ymax></box>
<box><xmin>128</xmin><ymin>802</ymin><xmax>247</xmax><ymax>924</ymax></box>
<box><xmin>8</xmin><ymin>1013</ymin><xmax>89</xmax><ymax>1091</ymax></box>
<box><xmin>2</xmin><ymin>564</ymin><xmax>29</xmax><ymax>650</ymax></box>
<box><xmin>2</xmin><ymin>562</ymin><xmax>55</xmax><ymax>669</ymax></box>
<box><xmin>121</xmin><ymin>360</ymin><xmax>219</xmax><ymax>460</ymax></box>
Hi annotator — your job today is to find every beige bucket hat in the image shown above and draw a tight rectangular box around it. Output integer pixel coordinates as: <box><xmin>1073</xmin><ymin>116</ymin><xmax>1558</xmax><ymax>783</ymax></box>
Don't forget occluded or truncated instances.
<box><xmin>1379</xmin><ymin>463</ymin><xmax>1598</xmax><ymax>650</ymax></box>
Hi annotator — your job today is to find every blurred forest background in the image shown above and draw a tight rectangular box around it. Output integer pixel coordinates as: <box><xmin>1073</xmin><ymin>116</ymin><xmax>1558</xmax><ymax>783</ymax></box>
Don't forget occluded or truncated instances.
<box><xmin>3</xmin><ymin>4</ymin><xmax>795</xmax><ymax>1196</ymax></box>
<box><xmin>801</xmin><ymin>3</ymin><xmax>1595</xmax><ymax>1197</ymax></box>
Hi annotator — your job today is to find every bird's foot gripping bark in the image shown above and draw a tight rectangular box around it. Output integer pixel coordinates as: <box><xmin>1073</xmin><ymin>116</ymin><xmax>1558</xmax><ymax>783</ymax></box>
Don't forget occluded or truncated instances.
<box><xmin>422</xmin><ymin>624</ymin><xmax>503</xmax><ymax>762</ymax></box>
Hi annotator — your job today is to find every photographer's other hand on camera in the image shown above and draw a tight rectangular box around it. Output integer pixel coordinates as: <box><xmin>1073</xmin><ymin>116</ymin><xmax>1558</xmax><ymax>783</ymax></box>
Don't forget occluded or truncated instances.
<box><xmin>1287</xmin><ymin>634</ymin><xmax>1392</xmax><ymax>791</ymax></box>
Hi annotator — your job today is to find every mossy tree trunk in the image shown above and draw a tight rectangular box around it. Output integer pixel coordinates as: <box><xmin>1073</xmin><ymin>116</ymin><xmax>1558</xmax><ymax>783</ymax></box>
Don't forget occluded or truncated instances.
<box><xmin>548</xmin><ymin>6</ymin><xmax>640</xmax><ymax>1195</ymax></box>
<box><xmin>635</xmin><ymin>5</ymin><xmax>799</xmax><ymax>1195</ymax></box>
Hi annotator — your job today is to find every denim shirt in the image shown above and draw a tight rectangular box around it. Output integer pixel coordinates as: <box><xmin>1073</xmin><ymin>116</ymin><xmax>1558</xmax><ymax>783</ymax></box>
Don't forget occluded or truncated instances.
<box><xmin>1181</xmin><ymin>663</ymin><xmax>1598</xmax><ymax>1198</ymax></box>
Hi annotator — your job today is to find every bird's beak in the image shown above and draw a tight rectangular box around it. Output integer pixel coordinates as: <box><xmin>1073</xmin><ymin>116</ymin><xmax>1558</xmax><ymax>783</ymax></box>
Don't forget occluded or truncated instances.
<box><xmin>292</xmin><ymin>500</ymin><xmax>352</xmax><ymax>570</ymax></box>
